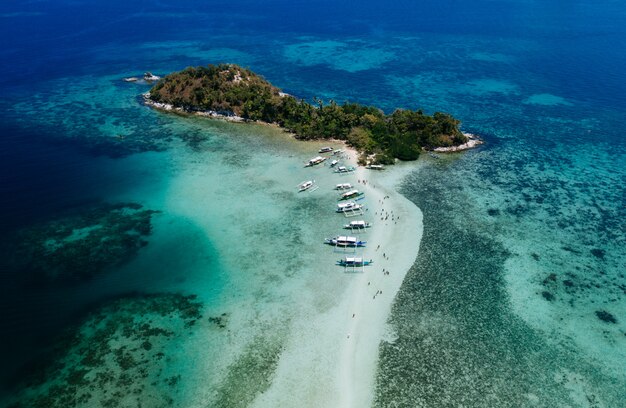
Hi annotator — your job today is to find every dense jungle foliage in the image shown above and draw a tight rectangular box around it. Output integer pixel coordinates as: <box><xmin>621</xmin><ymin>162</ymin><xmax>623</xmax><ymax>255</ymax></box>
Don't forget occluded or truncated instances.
<box><xmin>149</xmin><ymin>64</ymin><xmax>467</xmax><ymax>163</ymax></box>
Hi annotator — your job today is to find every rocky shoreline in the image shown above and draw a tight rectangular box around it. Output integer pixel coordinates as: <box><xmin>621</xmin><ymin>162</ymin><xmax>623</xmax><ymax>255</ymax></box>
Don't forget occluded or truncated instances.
<box><xmin>432</xmin><ymin>132</ymin><xmax>483</xmax><ymax>152</ymax></box>
<box><xmin>142</xmin><ymin>93</ymin><xmax>246</xmax><ymax>123</ymax></box>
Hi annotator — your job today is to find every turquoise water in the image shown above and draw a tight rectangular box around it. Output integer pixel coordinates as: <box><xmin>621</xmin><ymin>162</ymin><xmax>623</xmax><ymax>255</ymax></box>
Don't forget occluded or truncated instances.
<box><xmin>1</xmin><ymin>0</ymin><xmax>625</xmax><ymax>406</ymax></box>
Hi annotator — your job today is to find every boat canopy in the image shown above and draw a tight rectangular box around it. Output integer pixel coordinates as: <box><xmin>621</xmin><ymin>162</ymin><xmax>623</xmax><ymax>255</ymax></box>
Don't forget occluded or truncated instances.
<box><xmin>335</xmin><ymin>183</ymin><xmax>352</xmax><ymax>189</ymax></box>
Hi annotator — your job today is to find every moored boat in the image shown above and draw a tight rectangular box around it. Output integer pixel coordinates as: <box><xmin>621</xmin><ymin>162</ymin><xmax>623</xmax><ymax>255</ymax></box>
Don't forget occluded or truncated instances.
<box><xmin>338</xmin><ymin>189</ymin><xmax>364</xmax><ymax>201</ymax></box>
<box><xmin>319</xmin><ymin>146</ymin><xmax>333</xmax><ymax>153</ymax></box>
<box><xmin>330</xmin><ymin>159</ymin><xmax>339</xmax><ymax>167</ymax></box>
<box><xmin>324</xmin><ymin>236</ymin><xmax>366</xmax><ymax>247</ymax></box>
<box><xmin>343</xmin><ymin>220</ymin><xmax>372</xmax><ymax>229</ymax></box>
<box><xmin>298</xmin><ymin>180</ymin><xmax>316</xmax><ymax>192</ymax></box>
<box><xmin>334</xmin><ymin>166</ymin><xmax>355</xmax><ymax>173</ymax></box>
<box><xmin>366</xmin><ymin>164</ymin><xmax>385</xmax><ymax>170</ymax></box>
<box><xmin>334</xmin><ymin>183</ymin><xmax>352</xmax><ymax>190</ymax></box>
<box><xmin>305</xmin><ymin>156</ymin><xmax>326</xmax><ymax>167</ymax></box>
<box><xmin>336</xmin><ymin>202</ymin><xmax>363</xmax><ymax>213</ymax></box>
<box><xmin>336</xmin><ymin>257</ymin><xmax>373</xmax><ymax>267</ymax></box>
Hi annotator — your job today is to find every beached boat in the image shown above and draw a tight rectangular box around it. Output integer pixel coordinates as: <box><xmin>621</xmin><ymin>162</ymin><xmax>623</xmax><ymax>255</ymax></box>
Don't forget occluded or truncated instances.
<box><xmin>334</xmin><ymin>166</ymin><xmax>355</xmax><ymax>173</ymax></box>
<box><xmin>366</xmin><ymin>164</ymin><xmax>385</xmax><ymax>170</ymax></box>
<box><xmin>330</xmin><ymin>159</ymin><xmax>339</xmax><ymax>167</ymax></box>
<box><xmin>334</xmin><ymin>183</ymin><xmax>352</xmax><ymax>190</ymax></box>
<box><xmin>338</xmin><ymin>189</ymin><xmax>364</xmax><ymax>201</ymax></box>
<box><xmin>343</xmin><ymin>220</ymin><xmax>372</xmax><ymax>229</ymax></box>
<box><xmin>336</xmin><ymin>202</ymin><xmax>363</xmax><ymax>213</ymax></box>
<box><xmin>298</xmin><ymin>180</ymin><xmax>316</xmax><ymax>192</ymax></box>
<box><xmin>319</xmin><ymin>146</ymin><xmax>333</xmax><ymax>153</ymax></box>
<box><xmin>324</xmin><ymin>236</ymin><xmax>366</xmax><ymax>247</ymax></box>
<box><xmin>305</xmin><ymin>156</ymin><xmax>326</xmax><ymax>167</ymax></box>
<box><xmin>336</xmin><ymin>257</ymin><xmax>373</xmax><ymax>267</ymax></box>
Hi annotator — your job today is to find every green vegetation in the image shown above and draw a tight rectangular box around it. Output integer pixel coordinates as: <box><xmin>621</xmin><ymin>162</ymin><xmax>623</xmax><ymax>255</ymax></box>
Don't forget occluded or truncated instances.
<box><xmin>149</xmin><ymin>64</ymin><xmax>467</xmax><ymax>162</ymax></box>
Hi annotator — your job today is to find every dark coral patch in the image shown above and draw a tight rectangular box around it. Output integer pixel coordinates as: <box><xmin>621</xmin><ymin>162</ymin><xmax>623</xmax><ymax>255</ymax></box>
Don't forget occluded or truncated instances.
<box><xmin>595</xmin><ymin>310</ymin><xmax>617</xmax><ymax>324</ymax></box>
<box><xmin>487</xmin><ymin>208</ymin><xmax>500</xmax><ymax>216</ymax></box>
<box><xmin>590</xmin><ymin>248</ymin><xmax>606</xmax><ymax>259</ymax></box>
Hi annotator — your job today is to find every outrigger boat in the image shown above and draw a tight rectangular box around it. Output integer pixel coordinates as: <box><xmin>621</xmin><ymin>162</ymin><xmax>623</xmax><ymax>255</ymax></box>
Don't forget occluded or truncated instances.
<box><xmin>305</xmin><ymin>156</ymin><xmax>326</xmax><ymax>167</ymax></box>
<box><xmin>334</xmin><ymin>166</ymin><xmax>355</xmax><ymax>174</ymax></box>
<box><xmin>339</xmin><ymin>189</ymin><xmax>364</xmax><ymax>201</ymax></box>
<box><xmin>336</xmin><ymin>257</ymin><xmax>373</xmax><ymax>267</ymax></box>
<box><xmin>343</xmin><ymin>220</ymin><xmax>372</xmax><ymax>229</ymax></box>
<box><xmin>366</xmin><ymin>164</ymin><xmax>385</xmax><ymax>170</ymax></box>
<box><xmin>298</xmin><ymin>180</ymin><xmax>316</xmax><ymax>192</ymax></box>
<box><xmin>319</xmin><ymin>146</ymin><xmax>333</xmax><ymax>153</ymax></box>
<box><xmin>334</xmin><ymin>183</ymin><xmax>352</xmax><ymax>190</ymax></box>
<box><xmin>324</xmin><ymin>236</ymin><xmax>366</xmax><ymax>247</ymax></box>
<box><xmin>330</xmin><ymin>159</ymin><xmax>339</xmax><ymax>167</ymax></box>
<box><xmin>336</xmin><ymin>202</ymin><xmax>363</xmax><ymax>213</ymax></box>
<box><xmin>333</xmin><ymin>149</ymin><xmax>344</xmax><ymax>155</ymax></box>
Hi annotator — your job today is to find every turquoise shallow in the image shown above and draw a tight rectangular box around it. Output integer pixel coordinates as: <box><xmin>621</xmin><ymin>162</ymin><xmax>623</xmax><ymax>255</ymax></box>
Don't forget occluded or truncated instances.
<box><xmin>0</xmin><ymin>0</ymin><xmax>624</xmax><ymax>406</ymax></box>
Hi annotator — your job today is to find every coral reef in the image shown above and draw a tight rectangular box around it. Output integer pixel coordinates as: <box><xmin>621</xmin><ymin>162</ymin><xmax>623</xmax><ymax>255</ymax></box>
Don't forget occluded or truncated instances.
<box><xmin>5</xmin><ymin>203</ymin><xmax>159</xmax><ymax>285</ymax></box>
<box><xmin>4</xmin><ymin>293</ymin><xmax>203</xmax><ymax>408</ymax></box>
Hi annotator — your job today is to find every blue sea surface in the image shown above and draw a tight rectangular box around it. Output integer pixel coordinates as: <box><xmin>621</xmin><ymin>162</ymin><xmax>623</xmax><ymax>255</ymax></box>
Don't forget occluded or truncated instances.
<box><xmin>0</xmin><ymin>0</ymin><xmax>624</xmax><ymax>406</ymax></box>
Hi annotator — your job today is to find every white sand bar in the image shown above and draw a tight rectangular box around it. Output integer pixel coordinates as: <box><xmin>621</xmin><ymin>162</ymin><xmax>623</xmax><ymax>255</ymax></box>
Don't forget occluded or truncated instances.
<box><xmin>253</xmin><ymin>148</ymin><xmax>423</xmax><ymax>408</ymax></box>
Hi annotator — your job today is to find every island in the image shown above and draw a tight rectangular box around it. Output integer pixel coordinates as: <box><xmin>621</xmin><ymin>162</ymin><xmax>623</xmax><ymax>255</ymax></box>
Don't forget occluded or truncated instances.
<box><xmin>145</xmin><ymin>63</ymin><xmax>471</xmax><ymax>164</ymax></box>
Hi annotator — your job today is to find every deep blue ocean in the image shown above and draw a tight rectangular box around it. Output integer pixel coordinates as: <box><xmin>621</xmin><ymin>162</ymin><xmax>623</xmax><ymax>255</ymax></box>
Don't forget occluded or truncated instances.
<box><xmin>0</xmin><ymin>1</ymin><xmax>624</xmax><ymax>406</ymax></box>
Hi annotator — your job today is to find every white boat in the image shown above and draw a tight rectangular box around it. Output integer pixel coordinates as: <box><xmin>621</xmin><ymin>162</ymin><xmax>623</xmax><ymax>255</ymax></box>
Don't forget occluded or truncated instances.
<box><xmin>335</xmin><ymin>183</ymin><xmax>352</xmax><ymax>190</ymax></box>
<box><xmin>123</xmin><ymin>77</ymin><xmax>139</xmax><ymax>82</ymax></box>
<box><xmin>143</xmin><ymin>72</ymin><xmax>161</xmax><ymax>82</ymax></box>
<box><xmin>298</xmin><ymin>180</ymin><xmax>315</xmax><ymax>192</ymax></box>
<box><xmin>324</xmin><ymin>236</ymin><xmax>366</xmax><ymax>247</ymax></box>
<box><xmin>343</xmin><ymin>220</ymin><xmax>372</xmax><ymax>229</ymax></box>
<box><xmin>337</xmin><ymin>257</ymin><xmax>373</xmax><ymax>267</ymax></box>
<box><xmin>336</xmin><ymin>202</ymin><xmax>363</xmax><ymax>213</ymax></box>
<box><xmin>319</xmin><ymin>146</ymin><xmax>333</xmax><ymax>153</ymax></box>
<box><xmin>334</xmin><ymin>166</ymin><xmax>355</xmax><ymax>173</ymax></box>
<box><xmin>330</xmin><ymin>159</ymin><xmax>339</xmax><ymax>167</ymax></box>
<box><xmin>333</xmin><ymin>149</ymin><xmax>344</xmax><ymax>155</ymax></box>
<box><xmin>339</xmin><ymin>189</ymin><xmax>364</xmax><ymax>201</ymax></box>
<box><xmin>305</xmin><ymin>156</ymin><xmax>327</xmax><ymax>167</ymax></box>
<box><xmin>366</xmin><ymin>164</ymin><xmax>385</xmax><ymax>170</ymax></box>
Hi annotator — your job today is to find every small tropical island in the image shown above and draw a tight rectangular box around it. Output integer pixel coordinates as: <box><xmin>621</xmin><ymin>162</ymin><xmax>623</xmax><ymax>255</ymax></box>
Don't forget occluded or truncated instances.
<box><xmin>145</xmin><ymin>63</ymin><xmax>471</xmax><ymax>164</ymax></box>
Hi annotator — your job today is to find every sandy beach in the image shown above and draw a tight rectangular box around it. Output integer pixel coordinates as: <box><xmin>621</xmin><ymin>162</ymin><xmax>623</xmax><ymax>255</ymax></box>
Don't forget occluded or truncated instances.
<box><xmin>251</xmin><ymin>146</ymin><xmax>423</xmax><ymax>408</ymax></box>
<box><xmin>335</xmin><ymin>150</ymin><xmax>422</xmax><ymax>408</ymax></box>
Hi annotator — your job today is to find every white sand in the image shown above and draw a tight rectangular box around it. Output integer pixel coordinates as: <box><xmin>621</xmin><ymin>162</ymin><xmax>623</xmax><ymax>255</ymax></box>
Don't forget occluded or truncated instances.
<box><xmin>253</xmin><ymin>148</ymin><xmax>423</xmax><ymax>408</ymax></box>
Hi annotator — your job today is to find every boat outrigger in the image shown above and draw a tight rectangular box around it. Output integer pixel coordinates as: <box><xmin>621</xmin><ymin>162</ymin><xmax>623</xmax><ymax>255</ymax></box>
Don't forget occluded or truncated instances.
<box><xmin>336</xmin><ymin>202</ymin><xmax>363</xmax><ymax>213</ymax></box>
<box><xmin>324</xmin><ymin>236</ymin><xmax>366</xmax><ymax>247</ymax></box>
<box><xmin>298</xmin><ymin>180</ymin><xmax>318</xmax><ymax>192</ymax></box>
<box><xmin>336</xmin><ymin>257</ymin><xmax>373</xmax><ymax>267</ymax></box>
<box><xmin>334</xmin><ymin>183</ymin><xmax>352</xmax><ymax>190</ymax></box>
<box><xmin>305</xmin><ymin>156</ymin><xmax>326</xmax><ymax>167</ymax></box>
<box><xmin>334</xmin><ymin>166</ymin><xmax>355</xmax><ymax>174</ymax></box>
<box><xmin>339</xmin><ymin>189</ymin><xmax>364</xmax><ymax>201</ymax></box>
<box><xmin>343</xmin><ymin>220</ymin><xmax>372</xmax><ymax>230</ymax></box>
<box><xmin>319</xmin><ymin>146</ymin><xmax>333</xmax><ymax>153</ymax></box>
